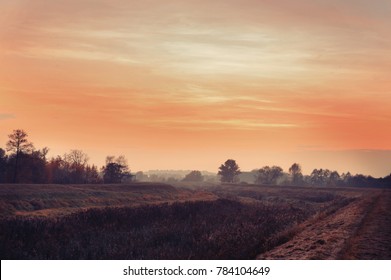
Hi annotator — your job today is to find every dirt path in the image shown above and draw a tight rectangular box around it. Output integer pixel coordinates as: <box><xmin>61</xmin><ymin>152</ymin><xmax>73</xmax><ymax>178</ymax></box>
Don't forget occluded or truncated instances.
<box><xmin>339</xmin><ymin>190</ymin><xmax>391</xmax><ymax>259</ymax></box>
<box><xmin>257</xmin><ymin>190</ymin><xmax>391</xmax><ymax>259</ymax></box>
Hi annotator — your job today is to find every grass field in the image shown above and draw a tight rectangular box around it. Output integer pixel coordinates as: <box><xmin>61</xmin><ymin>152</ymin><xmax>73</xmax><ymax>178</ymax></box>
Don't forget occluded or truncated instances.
<box><xmin>0</xmin><ymin>183</ymin><xmax>216</xmax><ymax>218</ymax></box>
<box><xmin>0</xmin><ymin>183</ymin><xmax>389</xmax><ymax>259</ymax></box>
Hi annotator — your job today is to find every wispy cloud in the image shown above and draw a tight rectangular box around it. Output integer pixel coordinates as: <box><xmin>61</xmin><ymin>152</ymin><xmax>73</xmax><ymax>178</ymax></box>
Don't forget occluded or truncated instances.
<box><xmin>149</xmin><ymin>118</ymin><xmax>298</xmax><ymax>131</ymax></box>
<box><xmin>0</xmin><ymin>114</ymin><xmax>15</xmax><ymax>120</ymax></box>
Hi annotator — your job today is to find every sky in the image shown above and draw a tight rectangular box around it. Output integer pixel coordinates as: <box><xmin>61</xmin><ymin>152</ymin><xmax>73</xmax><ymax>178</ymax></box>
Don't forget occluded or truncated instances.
<box><xmin>1</xmin><ymin>0</ymin><xmax>391</xmax><ymax>176</ymax></box>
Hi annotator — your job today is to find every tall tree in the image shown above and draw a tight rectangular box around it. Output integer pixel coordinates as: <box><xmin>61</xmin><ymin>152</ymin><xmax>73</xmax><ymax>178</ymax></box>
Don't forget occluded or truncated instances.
<box><xmin>102</xmin><ymin>155</ymin><xmax>131</xmax><ymax>183</ymax></box>
<box><xmin>46</xmin><ymin>156</ymin><xmax>66</xmax><ymax>184</ymax></box>
<box><xmin>63</xmin><ymin>149</ymin><xmax>89</xmax><ymax>183</ymax></box>
<box><xmin>218</xmin><ymin>159</ymin><xmax>241</xmax><ymax>183</ymax></box>
<box><xmin>289</xmin><ymin>163</ymin><xmax>303</xmax><ymax>185</ymax></box>
<box><xmin>21</xmin><ymin>149</ymin><xmax>48</xmax><ymax>183</ymax></box>
<box><xmin>341</xmin><ymin>172</ymin><xmax>352</xmax><ymax>186</ymax></box>
<box><xmin>6</xmin><ymin>129</ymin><xmax>34</xmax><ymax>183</ymax></box>
<box><xmin>329</xmin><ymin>171</ymin><xmax>341</xmax><ymax>187</ymax></box>
<box><xmin>0</xmin><ymin>148</ymin><xmax>7</xmax><ymax>183</ymax></box>
<box><xmin>84</xmin><ymin>164</ymin><xmax>101</xmax><ymax>184</ymax></box>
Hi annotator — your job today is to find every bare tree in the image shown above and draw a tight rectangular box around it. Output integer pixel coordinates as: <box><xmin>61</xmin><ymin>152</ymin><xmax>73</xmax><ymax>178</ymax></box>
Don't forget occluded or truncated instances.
<box><xmin>64</xmin><ymin>149</ymin><xmax>89</xmax><ymax>166</ymax></box>
<box><xmin>63</xmin><ymin>149</ymin><xmax>89</xmax><ymax>183</ymax></box>
<box><xmin>6</xmin><ymin>129</ymin><xmax>34</xmax><ymax>183</ymax></box>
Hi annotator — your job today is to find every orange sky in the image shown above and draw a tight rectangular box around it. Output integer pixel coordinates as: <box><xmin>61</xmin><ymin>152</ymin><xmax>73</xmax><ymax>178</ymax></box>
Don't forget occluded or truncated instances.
<box><xmin>1</xmin><ymin>0</ymin><xmax>391</xmax><ymax>176</ymax></box>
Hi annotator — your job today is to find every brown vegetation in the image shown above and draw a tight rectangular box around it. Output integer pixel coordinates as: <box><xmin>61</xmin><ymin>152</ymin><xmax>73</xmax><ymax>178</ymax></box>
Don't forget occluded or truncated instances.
<box><xmin>1</xmin><ymin>198</ymin><xmax>308</xmax><ymax>259</ymax></box>
<box><xmin>257</xmin><ymin>189</ymin><xmax>391</xmax><ymax>260</ymax></box>
<box><xmin>0</xmin><ymin>183</ymin><xmax>216</xmax><ymax>218</ymax></box>
<box><xmin>0</xmin><ymin>183</ymin><xmax>389</xmax><ymax>259</ymax></box>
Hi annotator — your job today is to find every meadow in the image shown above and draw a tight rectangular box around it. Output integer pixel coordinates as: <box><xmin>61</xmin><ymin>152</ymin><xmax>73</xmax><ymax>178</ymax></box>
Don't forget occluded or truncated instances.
<box><xmin>0</xmin><ymin>183</ymin><xmax>389</xmax><ymax>259</ymax></box>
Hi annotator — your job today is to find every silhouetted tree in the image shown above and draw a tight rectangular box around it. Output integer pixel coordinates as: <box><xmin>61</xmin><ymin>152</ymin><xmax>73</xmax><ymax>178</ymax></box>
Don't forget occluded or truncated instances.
<box><xmin>255</xmin><ymin>166</ymin><xmax>284</xmax><ymax>185</ymax></box>
<box><xmin>46</xmin><ymin>156</ymin><xmax>67</xmax><ymax>184</ymax></box>
<box><xmin>382</xmin><ymin>173</ymin><xmax>391</xmax><ymax>187</ymax></box>
<box><xmin>84</xmin><ymin>164</ymin><xmax>101</xmax><ymax>184</ymax></box>
<box><xmin>63</xmin><ymin>149</ymin><xmax>89</xmax><ymax>183</ymax></box>
<box><xmin>310</xmin><ymin>168</ymin><xmax>331</xmax><ymax>186</ymax></box>
<box><xmin>349</xmin><ymin>174</ymin><xmax>377</xmax><ymax>187</ymax></box>
<box><xmin>289</xmin><ymin>163</ymin><xmax>303</xmax><ymax>185</ymax></box>
<box><xmin>6</xmin><ymin>129</ymin><xmax>34</xmax><ymax>183</ymax></box>
<box><xmin>102</xmin><ymin>156</ymin><xmax>131</xmax><ymax>183</ymax></box>
<box><xmin>329</xmin><ymin>171</ymin><xmax>341</xmax><ymax>187</ymax></box>
<box><xmin>309</xmin><ymin>168</ymin><xmax>343</xmax><ymax>187</ymax></box>
<box><xmin>218</xmin><ymin>159</ymin><xmax>241</xmax><ymax>183</ymax></box>
<box><xmin>0</xmin><ymin>148</ymin><xmax>7</xmax><ymax>183</ymax></box>
<box><xmin>341</xmin><ymin>172</ymin><xmax>352</xmax><ymax>186</ymax></box>
<box><xmin>183</xmin><ymin>170</ymin><xmax>204</xmax><ymax>182</ymax></box>
<box><xmin>24</xmin><ymin>149</ymin><xmax>48</xmax><ymax>183</ymax></box>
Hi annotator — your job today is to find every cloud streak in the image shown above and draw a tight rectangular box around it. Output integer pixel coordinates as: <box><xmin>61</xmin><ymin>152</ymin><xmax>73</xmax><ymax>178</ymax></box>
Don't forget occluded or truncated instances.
<box><xmin>0</xmin><ymin>114</ymin><xmax>15</xmax><ymax>121</ymax></box>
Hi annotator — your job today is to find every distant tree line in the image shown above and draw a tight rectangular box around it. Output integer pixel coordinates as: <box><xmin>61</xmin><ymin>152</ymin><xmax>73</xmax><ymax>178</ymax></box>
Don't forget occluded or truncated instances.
<box><xmin>218</xmin><ymin>159</ymin><xmax>391</xmax><ymax>188</ymax></box>
<box><xmin>0</xmin><ymin>129</ymin><xmax>132</xmax><ymax>184</ymax></box>
<box><xmin>132</xmin><ymin>170</ymin><xmax>217</xmax><ymax>184</ymax></box>
<box><xmin>1</xmin><ymin>129</ymin><xmax>390</xmax><ymax>187</ymax></box>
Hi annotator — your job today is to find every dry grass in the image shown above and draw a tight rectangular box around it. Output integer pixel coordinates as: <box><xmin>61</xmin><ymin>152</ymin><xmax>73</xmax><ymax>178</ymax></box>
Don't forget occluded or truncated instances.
<box><xmin>338</xmin><ymin>190</ymin><xmax>391</xmax><ymax>259</ymax></box>
<box><xmin>0</xmin><ymin>199</ymin><xmax>309</xmax><ymax>260</ymax></box>
<box><xmin>1</xmin><ymin>183</ymin><xmax>388</xmax><ymax>259</ymax></box>
<box><xmin>257</xmin><ymin>189</ymin><xmax>391</xmax><ymax>260</ymax></box>
<box><xmin>0</xmin><ymin>183</ymin><xmax>216</xmax><ymax>218</ymax></box>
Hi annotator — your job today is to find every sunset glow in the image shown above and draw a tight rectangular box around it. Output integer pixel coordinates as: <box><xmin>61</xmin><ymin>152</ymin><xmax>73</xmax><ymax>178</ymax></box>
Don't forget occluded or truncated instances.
<box><xmin>1</xmin><ymin>0</ymin><xmax>391</xmax><ymax>176</ymax></box>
